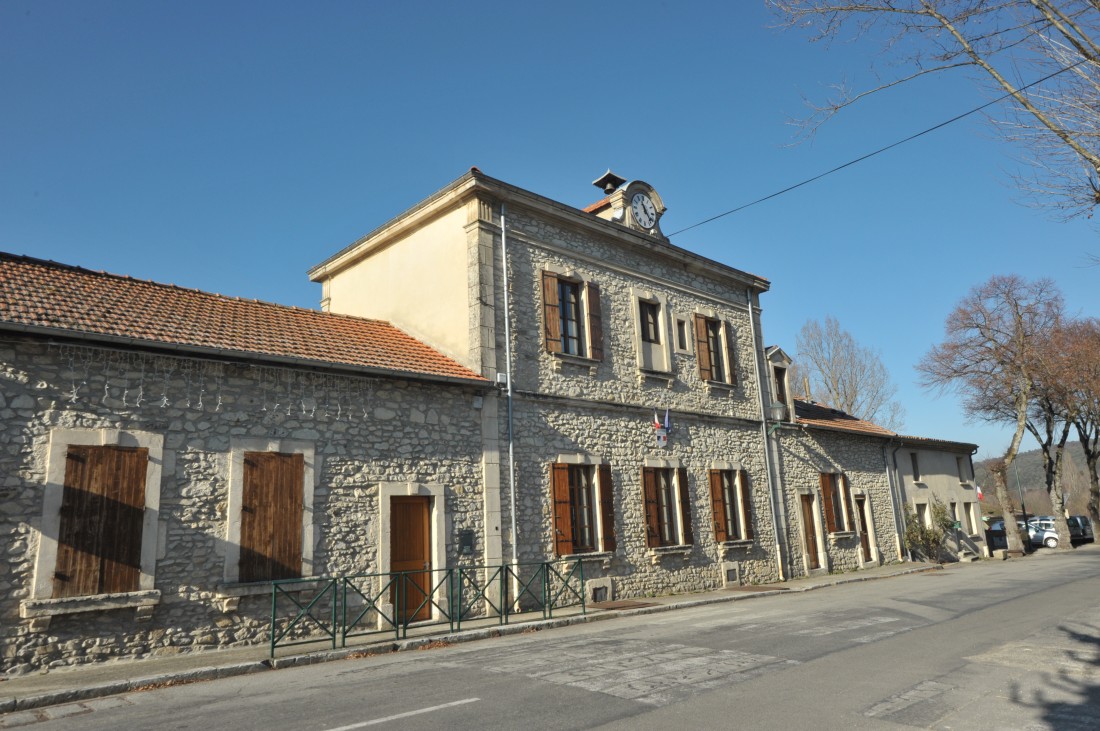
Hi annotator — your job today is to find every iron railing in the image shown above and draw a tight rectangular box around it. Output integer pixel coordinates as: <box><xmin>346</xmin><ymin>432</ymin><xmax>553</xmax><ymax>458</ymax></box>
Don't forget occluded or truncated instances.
<box><xmin>269</xmin><ymin>559</ymin><xmax>585</xmax><ymax>657</ymax></box>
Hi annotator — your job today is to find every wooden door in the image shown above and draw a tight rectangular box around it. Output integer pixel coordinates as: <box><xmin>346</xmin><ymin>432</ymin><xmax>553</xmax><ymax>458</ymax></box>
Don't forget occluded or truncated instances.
<box><xmin>391</xmin><ymin>496</ymin><xmax>431</xmax><ymax>623</ymax></box>
<box><xmin>800</xmin><ymin>494</ymin><xmax>820</xmax><ymax>570</ymax></box>
<box><xmin>240</xmin><ymin>452</ymin><xmax>303</xmax><ymax>582</ymax></box>
<box><xmin>855</xmin><ymin>496</ymin><xmax>872</xmax><ymax>562</ymax></box>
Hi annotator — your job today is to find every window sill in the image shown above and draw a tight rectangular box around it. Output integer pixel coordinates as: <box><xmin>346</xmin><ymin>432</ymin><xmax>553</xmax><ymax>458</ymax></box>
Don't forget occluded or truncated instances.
<box><xmin>827</xmin><ymin>531</ymin><xmax>857</xmax><ymax>544</ymax></box>
<box><xmin>638</xmin><ymin>369</ymin><xmax>675</xmax><ymax>388</ymax></box>
<box><xmin>647</xmin><ymin>544</ymin><xmax>692</xmax><ymax>564</ymax></box>
<box><xmin>216</xmin><ymin>578</ymin><xmax>320</xmax><ymax>612</ymax></box>
<box><xmin>705</xmin><ymin>380</ymin><xmax>736</xmax><ymax>395</ymax></box>
<box><xmin>21</xmin><ymin>590</ymin><xmax>161</xmax><ymax>630</ymax></box>
<box><xmin>565</xmin><ymin>550</ymin><xmax>615</xmax><ymax>569</ymax></box>
<box><xmin>551</xmin><ymin>353</ymin><xmax>599</xmax><ymax>376</ymax></box>
<box><xmin>720</xmin><ymin>539</ymin><xmax>754</xmax><ymax>549</ymax></box>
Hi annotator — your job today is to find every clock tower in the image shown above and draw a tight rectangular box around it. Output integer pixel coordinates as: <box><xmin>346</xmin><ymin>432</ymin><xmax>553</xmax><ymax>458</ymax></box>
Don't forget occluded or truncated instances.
<box><xmin>590</xmin><ymin>170</ymin><xmax>667</xmax><ymax>237</ymax></box>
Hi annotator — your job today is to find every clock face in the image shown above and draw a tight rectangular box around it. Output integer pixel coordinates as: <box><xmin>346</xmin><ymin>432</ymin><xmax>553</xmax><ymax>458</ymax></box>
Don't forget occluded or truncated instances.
<box><xmin>631</xmin><ymin>192</ymin><xmax>657</xmax><ymax>229</ymax></box>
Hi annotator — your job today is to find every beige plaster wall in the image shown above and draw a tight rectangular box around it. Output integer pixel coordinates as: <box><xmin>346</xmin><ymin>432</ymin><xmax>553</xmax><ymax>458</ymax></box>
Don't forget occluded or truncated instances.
<box><xmin>323</xmin><ymin>206</ymin><xmax>471</xmax><ymax>363</ymax></box>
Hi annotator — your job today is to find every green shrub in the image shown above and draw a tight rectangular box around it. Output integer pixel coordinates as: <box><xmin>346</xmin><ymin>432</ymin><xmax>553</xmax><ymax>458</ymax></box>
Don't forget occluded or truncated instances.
<box><xmin>903</xmin><ymin>498</ymin><xmax>956</xmax><ymax>561</ymax></box>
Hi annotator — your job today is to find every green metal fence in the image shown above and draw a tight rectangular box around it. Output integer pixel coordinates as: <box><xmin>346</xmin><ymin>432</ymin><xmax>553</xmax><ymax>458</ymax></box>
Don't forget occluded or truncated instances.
<box><xmin>269</xmin><ymin>559</ymin><xmax>585</xmax><ymax>657</ymax></box>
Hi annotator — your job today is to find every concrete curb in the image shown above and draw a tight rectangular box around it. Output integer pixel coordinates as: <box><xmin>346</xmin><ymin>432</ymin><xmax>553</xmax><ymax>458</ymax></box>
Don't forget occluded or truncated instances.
<box><xmin>1</xmin><ymin>564</ymin><xmax>942</xmax><ymax>713</ymax></box>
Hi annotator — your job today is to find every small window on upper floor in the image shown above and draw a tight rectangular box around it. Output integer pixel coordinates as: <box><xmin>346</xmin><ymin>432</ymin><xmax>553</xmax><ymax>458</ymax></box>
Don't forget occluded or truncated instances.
<box><xmin>675</xmin><ymin>318</ymin><xmax>690</xmax><ymax>353</ymax></box>
<box><xmin>956</xmin><ymin>455</ymin><xmax>968</xmax><ymax>483</ymax></box>
<box><xmin>693</xmin><ymin>314</ymin><xmax>738</xmax><ymax>387</ymax></box>
<box><xmin>640</xmin><ymin>300</ymin><xmax>661</xmax><ymax>344</ymax></box>
<box><xmin>542</xmin><ymin>271</ymin><xmax>603</xmax><ymax>361</ymax></box>
<box><xmin>911</xmin><ymin>452</ymin><xmax>922</xmax><ymax>483</ymax></box>
<box><xmin>774</xmin><ymin>365</ymin><xmax>788</xmax><ymax>405</ymax></box>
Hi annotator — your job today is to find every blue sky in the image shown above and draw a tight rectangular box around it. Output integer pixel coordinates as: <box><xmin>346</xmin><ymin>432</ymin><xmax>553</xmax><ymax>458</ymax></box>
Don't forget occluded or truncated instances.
<box><xmin>3</xmin><ymin>1</ymin><xmax>1097</xmax><ymax>461</ymax></box>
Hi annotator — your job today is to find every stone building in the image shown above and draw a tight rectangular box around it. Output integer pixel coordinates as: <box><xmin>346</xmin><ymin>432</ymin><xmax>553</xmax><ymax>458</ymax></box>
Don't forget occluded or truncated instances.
<box><xmin>0</xmin><ymin>168</ymin><xmax>981</xmax><ymax>672</ymax></box>
<box><xmin>0</xmin><ymin>253</ymin><xmax>489</xmax><ymax>673</ymax></box>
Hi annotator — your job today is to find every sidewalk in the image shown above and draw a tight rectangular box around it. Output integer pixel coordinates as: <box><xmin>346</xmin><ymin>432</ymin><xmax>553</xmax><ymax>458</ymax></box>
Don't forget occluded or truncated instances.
<box><xmin>0</xmin><ymin>560</ymin><xmax>944</xmax><ymax>714</ymax></box>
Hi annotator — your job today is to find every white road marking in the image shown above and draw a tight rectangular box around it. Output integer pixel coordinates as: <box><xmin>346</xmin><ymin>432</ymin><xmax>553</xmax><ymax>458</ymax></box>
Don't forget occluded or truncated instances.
<box><xmin>323</xmin><ymin>698</ymin><xmax>480</xmax><ymax>730</ymax></box>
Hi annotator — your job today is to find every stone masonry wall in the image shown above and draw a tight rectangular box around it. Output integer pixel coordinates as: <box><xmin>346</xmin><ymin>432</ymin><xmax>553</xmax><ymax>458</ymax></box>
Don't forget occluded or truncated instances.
<box><xmin>0</xmin><ymin>339</ymin><xmax>485</xmax><ymax>674</ymax></box>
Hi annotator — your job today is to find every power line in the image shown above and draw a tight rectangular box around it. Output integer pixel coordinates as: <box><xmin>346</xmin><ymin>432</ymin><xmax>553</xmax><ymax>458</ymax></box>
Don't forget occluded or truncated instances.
<box><xmin>667</xmin><ymin>59</ymin><xmax>1089</xmax><ymax>238</ymax></box>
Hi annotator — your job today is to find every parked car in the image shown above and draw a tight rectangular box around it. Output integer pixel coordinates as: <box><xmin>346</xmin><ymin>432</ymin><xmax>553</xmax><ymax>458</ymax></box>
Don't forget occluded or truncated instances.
<box><xmin>1026</xmin><ymin>519</ymin><xmax>1060</xmax><ymax>549</ymax></box>
<box><xmin>1067</xmin><ymin>515</ymin><xmax>1095</xmax><ymax>544</ymax></box>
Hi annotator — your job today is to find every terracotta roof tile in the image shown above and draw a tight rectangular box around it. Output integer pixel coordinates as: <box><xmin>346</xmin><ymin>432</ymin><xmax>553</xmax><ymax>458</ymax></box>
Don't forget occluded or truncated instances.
<box><xmin>583</xmin><ymin>197</ymin><xmax>610</xmax><ymax>213</ymax></box>
<box><xmin>793</xmin><ymin>399</ymin><xmax>896</xmax><ymax>438</ymax></box>
<box><xmin>0</xmin><ymin>253</ymin><xmax>486</xmax><ymax>384</ymax></box>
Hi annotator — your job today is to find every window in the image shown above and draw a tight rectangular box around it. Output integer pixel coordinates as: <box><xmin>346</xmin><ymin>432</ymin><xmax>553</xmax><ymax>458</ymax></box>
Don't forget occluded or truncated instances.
<box><xmin>819</xmin><ymin>472</ymin><xmax>854</xmax><ymax>533</ymax></box>
<box><xmin>640</xmin><ymin>300</ymin><xmax>661</xmax><ymax>344</ymax></box>
<box><xmin>774</xmin><ymin>366</ymin><xmax>788</xmax><ymax>405</ymax></box>
<box><xmin>675</xmin><ymin>318</ymin><xmax>689</xmax><ymax>352</ymax></box>
<box><xmin>962</xmin><ymin>503</ymin><xmax>975</xmax><ymax>534</ymax></box>
<box><xmin>910</xmin><ymin>452</ymin><xmax>921</xmax><ymax>482</ymax></box>
<box><xmin>693</xmin><ymin>314</ymin><xmax>737</xmax><ymax>386</ymax></box>
<box><xmin>240</xmin><ymin>452</ymin><xmax>304</xmax><ymax>581</ymax></box>
<box><xmin>542</xmin><ymin>271</ymin><xmax>603</xmax><ymax>360</ymax></box>
<box><xmin>643</xmin><ymin>467</ymin><xmax>693</xmax><ymax>547</ymax></box>
<box><xmin>915</xmin><ymin>502</ymin><xmax>929</xmax><ymax>527</ymax></box>
<box><xmin>53</xmin><ymin>445</ymin><xmax>148</xmax><ymax>598</ymax></box>
<box><xmin>551</xmin><ymin>463</ymin><xmax>616</xmax><ymax>556</ymax></box>
<box><xmin>956</xmin><ymin>456</ymin><xmax>968</xmax><ymax>483</ymax></box>
<box><xmin>709</xmin><ymin>469</ymin><xmax>755</xmax><ymax>542</ymax></box>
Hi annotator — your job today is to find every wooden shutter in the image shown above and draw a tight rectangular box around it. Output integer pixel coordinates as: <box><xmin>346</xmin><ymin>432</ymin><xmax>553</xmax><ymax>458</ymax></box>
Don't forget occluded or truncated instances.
<box><xmin>241</xmin><ymin>452</ymin><xmax>303</xmax><ymax>582</ymax></box>
<box><xmin>842</xmin><ymin>475</ymin><xmax>856</xmax><ymax>532</ymax></box>
<box><xmin>724</xmin><ymin>321</ymin><xmax>739</xmax><ymax>386</ymax></box>
<box><xmin>542</xmin><ymin>271</ymin><xmax>562</xmax><ymax>354</ymax></box>
<box><xmin>643</xmin><ymin>467</ymin><xmax>660</xmax><ymax>548</ymax></box>
<box><xmin>53</xmin><ymin>446</ymin><xmax>147</xmax><ymax>598</ymax></box>
<box><xmin>694</xmin><ymin>315</ymin><xmax>713</xmax><ymax>381</ymax></box>
<box><xmin>551</xmin><ymin>463</ymin><xmax>573</xmax><ymax>557</ymax></box>
<box><xmin>598</xmin><ymin>464</ymin><xmax>616</xmax><ymax>552</ymax></box>
<box><xmin>709</xmin><ymin>470</ymin><xmax>727</xmax><ymax>542</ymax></box>
<box><xmin>677</xmin><ymin>467</ymin><xmax>694</xmax><ymax>545</ymax></box>
<box><xmin>586</xmin><ymin>281</ymin><xmax>604</xmax><ymax>361</ymax></box>
<box><xmin>820</xmin><ymin>473</ymin><xmax>837</xmax><ymax>534</ymax></box>
<box><xmin>739</xmin><ymin>469</ymin><xmax>755</xmax><ymax>541</ymax></box>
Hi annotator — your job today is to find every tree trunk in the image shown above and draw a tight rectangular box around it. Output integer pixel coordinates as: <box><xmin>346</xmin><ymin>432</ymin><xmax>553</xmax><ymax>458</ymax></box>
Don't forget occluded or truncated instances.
<box><xmin>992</xmin><ymin>463</ymin><xmax>1026</xmax><ymax>553</ymax></box>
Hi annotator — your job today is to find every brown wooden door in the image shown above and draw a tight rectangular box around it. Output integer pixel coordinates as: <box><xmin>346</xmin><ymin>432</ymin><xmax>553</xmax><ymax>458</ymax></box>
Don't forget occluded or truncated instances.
<box><xmin>800</xmin><ymin>494</ymin><xmax>820</xmax><ymax>570</ymax></box>
<box><xmin>240</xmin><ymin>452</ymin><xmax>303</xmax><ymax>582</ymax></box>
<box><xmin>855</xmin><ymin>496</ymin><xmax>872</xmax><ymax>562</ymax></box>
<box><xmin>391</xmin><ymin>496</ymin><xmax>431</xmax><ymax>623</ymax></box>
<box><xmin>54</xmin><ymin>446</ymin><xmax>147</xmax><ymax>598</ymax></box>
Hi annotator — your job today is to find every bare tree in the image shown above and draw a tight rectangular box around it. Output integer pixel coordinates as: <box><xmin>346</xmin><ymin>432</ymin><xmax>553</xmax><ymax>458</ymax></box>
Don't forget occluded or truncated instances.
<box><xmin>795</xmin><ymin>315</ymin><xmax>905</xmax><ymax>430</ymax></box>
<box><xmin>918</xmin><ymin>275</ymin><xmax>1064</xmax><ymax>553</ymax></box>
<box><xmin>1066</xmin><ymin>318</ymin><xmax>1100</xmax><ymax>519</ymax></box>
<box><xmin>768</xmin><ymin>1</ymin><xmax>1100</xmax><ymax>220</ymax></box>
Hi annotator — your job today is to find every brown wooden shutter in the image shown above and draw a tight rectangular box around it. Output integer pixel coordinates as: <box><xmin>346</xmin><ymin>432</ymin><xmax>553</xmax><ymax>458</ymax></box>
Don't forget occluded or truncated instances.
<box><xmin>842</xmin><ymin>475</ymin><xmax>856</xmax><ymax>532</ymax></box>
<box><xmin>551</xmin><ymin>463</ymin><xmax>573</xmax><ymax>557</ymax></box>
<box><xmin>643</xmin><ymin>467</ymin><xmax>660</xmax><ymax>548</ymax></box>
<box><xmin>241</xmin><ymin>452</ymin><xmax>303</xmax><ymax>582</ymax></box>
<box><xmin>820</xmin><ymin>473</ymin><xmax>837</xmax><ymax>534</ymax></box>
<box><xmin>542</xmin><ymin>271</ymin><xmax>562</xmax><ymax>354</ymax></box>
<box><xmin>740</xmin><ymin>469</ymin><xmax>755</xmax><ymax>541</ymax></box>
<box><xmin>724</xmin><ymin>321</ymin><xmax>739</xmax><ymax>387</ymax></box>
<box><xmin>586</xmin><ymin>281</ymin><xmax>603</xmax><ymax>361</ymax></box>
<box><xmin>598</xmin><ymin>463</ymin><xmax>616</xmax><ymax>552</ymax></box>
<box><xmin>709</xmin><ymin>470</ymin><xmax>727</xmax><ymax>542</ymax></box>
<box><xmin>694</xmin><ymin>315</ymin><xmax>713</xmax><ymax>382</ymax></box>
<box><xmin>53</xmin><ymin>446</ymin><xmax>147</xmax><ymax>598</ymax></box>
<box><xmin>677</xmin><ymin>467</ymin><xmax>693</xmax><ymax>545</ymax></box>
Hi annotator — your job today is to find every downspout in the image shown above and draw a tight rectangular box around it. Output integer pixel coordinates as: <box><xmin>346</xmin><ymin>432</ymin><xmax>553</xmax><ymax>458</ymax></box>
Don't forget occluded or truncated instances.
<box><xmin>882</xmin><ymin>439</ymin><xmax>906</xmax><ymax>561</ymax></box>
<box><xmin>500</xmin><ymin>203</ymin><xmax>518</xmax><ymax>567</ymax></box>
<box><xmin>747</xmin><ymin>288</ymin><xmax>787</xmax><ymax>581</ymax></box>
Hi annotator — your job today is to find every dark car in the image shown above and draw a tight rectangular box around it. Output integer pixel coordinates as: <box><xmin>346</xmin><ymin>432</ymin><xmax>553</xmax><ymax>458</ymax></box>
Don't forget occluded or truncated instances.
<box><xmin>1067</xmin><ymin>515</ymin><xmax>1095</xmax><ymax>545</ymax></box>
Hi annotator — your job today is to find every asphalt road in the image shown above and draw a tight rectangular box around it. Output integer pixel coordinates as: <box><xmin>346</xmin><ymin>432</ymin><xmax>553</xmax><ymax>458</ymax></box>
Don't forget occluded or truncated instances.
<box><xmin>6</xmin><ymin>551</ymin><xmax>1100</xmax><ymax>730</ymax></box>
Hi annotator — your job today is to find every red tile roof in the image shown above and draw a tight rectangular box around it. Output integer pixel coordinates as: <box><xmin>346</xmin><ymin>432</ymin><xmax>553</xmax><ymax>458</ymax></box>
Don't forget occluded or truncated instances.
<box><xmin>582</xmin><ymin>197</ymin><xmax>611</xmax><ymax>214</ymax></box>
<box><xmin>0</xmin><ymin>253</ymin><xmax>486</xmax><ymax>384</ymax></box>
<box><xmin>793</xmin><ymin>399</ymin><xmax>896</xmax><ymax>438</ymax></box>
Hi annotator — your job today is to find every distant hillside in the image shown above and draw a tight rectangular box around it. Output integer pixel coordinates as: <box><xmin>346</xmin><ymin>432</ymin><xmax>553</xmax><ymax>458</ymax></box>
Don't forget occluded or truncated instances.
<box><xmin>974</xmin><ymin>442</ymin><xmax>1094</xmax><ymax>516</ymax></box>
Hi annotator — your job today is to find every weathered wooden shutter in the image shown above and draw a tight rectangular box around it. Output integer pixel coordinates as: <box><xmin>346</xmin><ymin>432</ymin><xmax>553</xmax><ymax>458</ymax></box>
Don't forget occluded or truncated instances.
<box><xmin>820</xmin><ymin>473</ymin><xmax>837</xmax><ymax>534</ymax></box>
<box><xmin>643</xmin><ymin>467</ymin><xmax>660</xmax><ymax>548</ymax></box>
<box><xmin>586</xmin><ymin>281</ymin><xmax>603</xmax><ymax>361</ymax></box>
<box><xmin>694</xmin><ymin>315</ymin><xmax>713</xmax><ymax>382</ymax></box>
<box><xmin>598</xmin><ymin>463</ymin><xmax>616</xmax><ymax>552</ymax></box>
<box><xmin>724</xmin><ymin>321</ymin><xmax>739</xmax><ymax>386</ymax></box>
<box><xmin>677</xmin><ymin>467</ymin><xmax>694</xmax><ymax>545</ymax></box>
<box><xmin>842</xmin><ymin>475</ymin><xmax>856</xmax><ymax>532</ymax></box>
<box><xmin>241</xmin><ymin>452</ymin><xmax>303</xmax><ymax>582</ymax></box>
<box><xmin>551</xmin><ymin>463</ymin><xmax>573</xmax><ymax>557</ymax></box>
<box><xmin>739</xmin><ymin>469</ymin><xmax>755</xmax><ymax>541</ymax></box>
<box><xmin>53</xmin><ymin>446</ymin><xmax>147</xmax><ymax>598</ymax></box>
<box><xmin>542</xmin><ymin>271</ymin><xmax>562</xmax><ymax>354</ymax></box>
<box><xmin>709</xmin><ymin>470</ymin><xmax>727</xmax><ymax>542</ymax></box>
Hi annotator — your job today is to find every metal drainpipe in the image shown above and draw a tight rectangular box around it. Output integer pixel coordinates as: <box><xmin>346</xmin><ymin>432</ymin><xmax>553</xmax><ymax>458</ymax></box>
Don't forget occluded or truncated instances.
<box><xmin>882</xmin><ymin>439</ymin><xmax>906</xmax><ymax>561</ymax></box>
<box><xmin>500</xmin><ymin>203</ymin><xmax>518</xmax><ymax>568</ymax></box>
<box><xmin>747</xmin><ymin>288</ymin><xmax>787</xmax><ymax>581</ymax></box>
